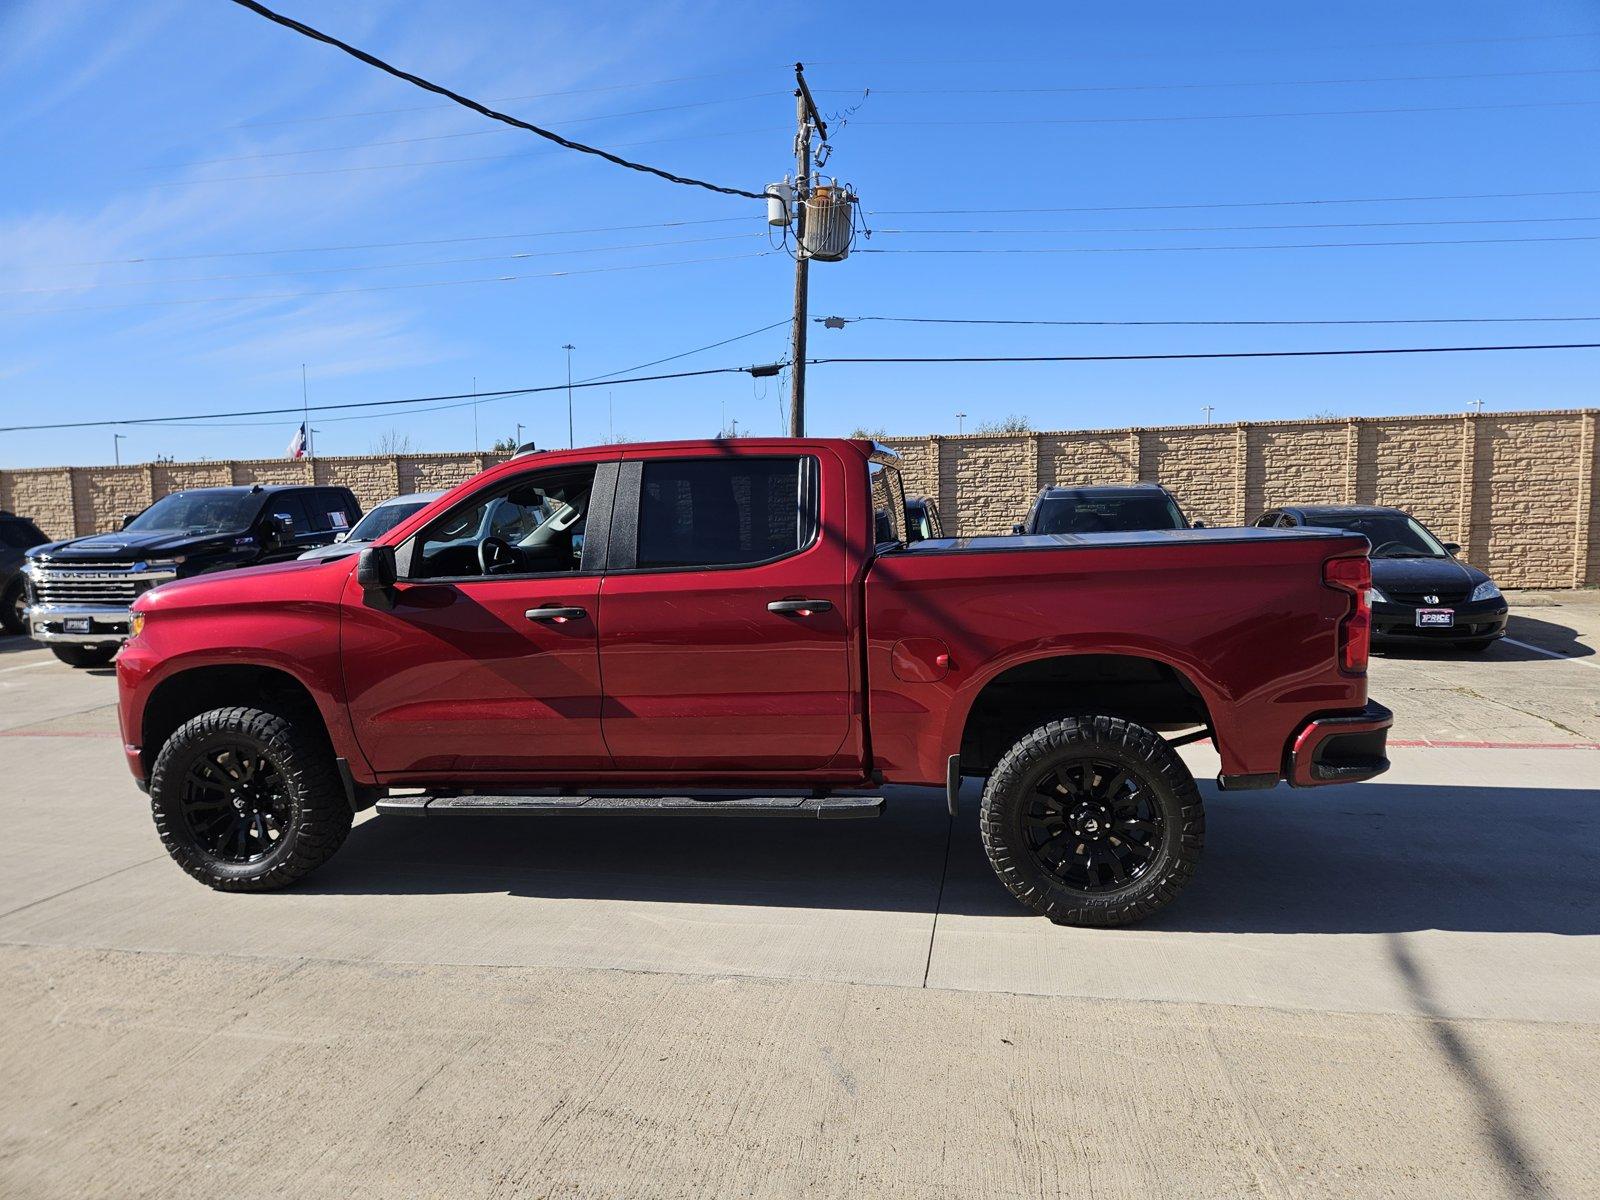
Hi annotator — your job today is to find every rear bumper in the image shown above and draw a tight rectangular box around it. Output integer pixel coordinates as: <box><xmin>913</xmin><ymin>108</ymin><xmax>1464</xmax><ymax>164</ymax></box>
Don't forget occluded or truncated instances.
<box><xmin>1287</xmin><ymin>700</ymin><xmax>1393</xmax><ymax>787</ymax></box>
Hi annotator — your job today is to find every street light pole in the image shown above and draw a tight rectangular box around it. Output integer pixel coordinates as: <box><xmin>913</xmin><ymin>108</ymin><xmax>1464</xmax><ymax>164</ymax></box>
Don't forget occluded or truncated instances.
<box><xmin>955</xmin><ymin>411</ymin><xmax>966</xmax><ymax>435</ymax></box>
<box><xmin>562</xmin><ymin>344</ymin><xmax>576</xmax><ymax>448</ymax></box>
<box><xmin>113</xmin><ymin>433</ymin><xmax>126</xmax><ymax>466</ymax></box>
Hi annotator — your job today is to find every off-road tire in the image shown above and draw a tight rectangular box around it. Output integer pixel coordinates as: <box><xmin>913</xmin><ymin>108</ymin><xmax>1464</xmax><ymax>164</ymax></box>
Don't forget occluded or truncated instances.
<box><xmin>1</xmin><ymin>580</ymin><xmax>26</xmax><ymax>636</ymax></box>
<box><xmin>50</xmin><ymin>644</ymin><xmax>117</xmax><ymax>668</ymax></box>
<box><xmin>979</xmin><ymin>715</ymin><xmax>1204</xmax><ymax>927</ymax></box>
<box><xmin>150</xmin><ymin>706</ymin><xmax>352</xmax><ymax>891</ymax></box>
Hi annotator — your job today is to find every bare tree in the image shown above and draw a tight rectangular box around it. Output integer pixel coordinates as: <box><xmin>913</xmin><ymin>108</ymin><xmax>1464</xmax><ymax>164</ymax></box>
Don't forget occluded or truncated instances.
<box><xmin>372</xmin><ymin>429</ymin><xmax>415</xmax><ymax>455</ymax></box>
<box><xmin>974</xmin><ymin>414</ymin><xmax>1032</xmax><ymax>435</ymax></box>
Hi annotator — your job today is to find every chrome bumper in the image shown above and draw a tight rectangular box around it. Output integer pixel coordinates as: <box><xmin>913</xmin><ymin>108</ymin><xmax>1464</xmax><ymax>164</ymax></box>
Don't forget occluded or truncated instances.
<box><xmin>25</xmin><ymin>603</ymin><xmax>134</xmax><ymax>645</ymax></box>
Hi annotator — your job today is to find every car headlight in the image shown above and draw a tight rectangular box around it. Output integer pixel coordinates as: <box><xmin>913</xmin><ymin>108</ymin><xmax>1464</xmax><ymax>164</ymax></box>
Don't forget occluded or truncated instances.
<box><xmin>1366</xmin><ymin>585</ymin><xmax>1390</xmax><ymax>605</ymax></box>
<box><xmin>129</xmin><ymin>612</ymin><xmax>146</xmax><ymax>640</ymax></box>
<box><xmin>1471</xmin><ymin>580</ymin><xmax>1501</xmax><ymax>603</ymax></box>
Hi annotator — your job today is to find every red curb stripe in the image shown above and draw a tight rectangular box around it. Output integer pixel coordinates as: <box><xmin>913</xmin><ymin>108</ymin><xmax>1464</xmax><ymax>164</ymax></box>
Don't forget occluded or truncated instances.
<box><xmin>1390</xmin><ymin>738</ymin><xmax>1600</xmax><ymax>750</ymax></box>
<box><xmin>0</xmin><ymin>730</ymin><xmax>119</xmax><ymax>739</ymax></box>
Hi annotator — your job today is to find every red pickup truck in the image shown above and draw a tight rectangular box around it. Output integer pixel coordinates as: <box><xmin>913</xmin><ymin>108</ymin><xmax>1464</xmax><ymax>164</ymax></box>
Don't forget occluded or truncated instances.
<box><xmin>116</xmin><ymin>438</ymin><xmax>1391</xmax><ymax>926</ymax></box>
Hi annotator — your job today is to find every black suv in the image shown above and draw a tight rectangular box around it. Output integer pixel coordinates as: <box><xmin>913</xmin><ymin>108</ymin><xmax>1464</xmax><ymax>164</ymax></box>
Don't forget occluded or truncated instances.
<box><xmin>1014</xmin><ymin>483</ymin><xmax>1196</xmax><ymax>535</ymax></box>
<box><xmin>23</xmin><ymin>484</ymin><xmax>361</xmax><ymax>666</ymax></box>
<box><xmin>1</xmin><ymin>511</ymin><xmax>50</xmax><ymax>635</ymax></box>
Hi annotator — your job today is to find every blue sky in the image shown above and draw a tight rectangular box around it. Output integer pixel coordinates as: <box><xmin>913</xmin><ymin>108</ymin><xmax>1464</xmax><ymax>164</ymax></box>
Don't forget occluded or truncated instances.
<box><xmin>1</xmin><ymin>0</ymin><xmax>1597</xmax><ymax>467</ymax></box>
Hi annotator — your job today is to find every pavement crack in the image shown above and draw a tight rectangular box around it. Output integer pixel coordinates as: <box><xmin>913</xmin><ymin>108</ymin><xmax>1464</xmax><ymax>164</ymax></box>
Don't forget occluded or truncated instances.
<box><xmin>922</xmin><ymin>801</ymin><xmax>957</xmax><ymax>988</ymax></box>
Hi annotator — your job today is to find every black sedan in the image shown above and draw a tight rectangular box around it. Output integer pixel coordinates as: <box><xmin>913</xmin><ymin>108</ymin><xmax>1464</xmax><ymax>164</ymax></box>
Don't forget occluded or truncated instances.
<box><xmin>1254</xmin><ymin>505</ymin><xmax>1508</xmax><ymax>651</ymax></box>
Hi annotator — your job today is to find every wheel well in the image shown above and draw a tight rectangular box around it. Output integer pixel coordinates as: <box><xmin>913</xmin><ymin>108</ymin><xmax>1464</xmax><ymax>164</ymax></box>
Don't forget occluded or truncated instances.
<box><xmin>141</xmin><ymin>665</ymin><xmax>329</xmax><ymax>774</ymax></box>
<box><xmin>959</xmin><ymin>654</ymin><xmax>1213</xmax><ymax>773</ymax></box>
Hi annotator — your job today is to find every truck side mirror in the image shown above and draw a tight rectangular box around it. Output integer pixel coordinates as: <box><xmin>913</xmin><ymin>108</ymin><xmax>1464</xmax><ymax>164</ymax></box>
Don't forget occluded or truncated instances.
<box><xmin>1192</xmin><ymin>520</ymin><xmax>1207</xmax><ymax>529</ymax></box>
<box><xmin>356</xmin><ymin>545</ymin><xmax>397</xmax><ymax>590</ymax></box>
<box><xmin>1011</xmin><ymin>522</ymin><xmax>1025</xmax><ymax>535</ymax></box>
<box><xmin>120</xmin><ymin>512</ymin><xmax>138</xmax><ymax>530</ymax></box>
<box><xmin>1442</xmin><ymin>541</ymin><xmax>1461</xmax><ymax>555</ymax></box>
<box><xmin>259</xmin><ymin>514</ymin><xmax>287</xmax><ymax>548</ymax></box>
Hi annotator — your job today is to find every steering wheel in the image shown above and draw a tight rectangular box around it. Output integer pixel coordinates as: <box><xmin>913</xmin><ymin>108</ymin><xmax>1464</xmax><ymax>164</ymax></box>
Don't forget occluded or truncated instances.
<box><xmin>478</xmin><ymin>536</ymin><xmax>516</xmax><ymax>575</ymax></box>
<box><xmin>1371</xmin><ymin>540</ymin><xmax>1408</xmax><ymax>557</ymax></box>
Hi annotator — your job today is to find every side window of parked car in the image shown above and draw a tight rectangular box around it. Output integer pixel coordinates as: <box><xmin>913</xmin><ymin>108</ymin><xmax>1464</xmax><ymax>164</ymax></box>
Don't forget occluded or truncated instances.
<box><xmin>267</xmin><ymin>494</ymin><xmax>313</xmax><ymax>539</ymax></box>
<box><xmin>303</xmin><ymin>489</ymin><xmax>358</xmax><ymax>535</ymax></box>
<box><xmin>636</xmin><ymin>457</ymin><xmax>811</xmax><ymax>569</ymax></box>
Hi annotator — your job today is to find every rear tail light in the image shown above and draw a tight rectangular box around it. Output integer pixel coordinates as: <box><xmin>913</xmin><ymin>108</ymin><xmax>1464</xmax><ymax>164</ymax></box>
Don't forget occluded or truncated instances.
<box><xmin>1324</xmin><ymin>555</ymin><xmax>1371</xmax><ymax>674</ymax></box>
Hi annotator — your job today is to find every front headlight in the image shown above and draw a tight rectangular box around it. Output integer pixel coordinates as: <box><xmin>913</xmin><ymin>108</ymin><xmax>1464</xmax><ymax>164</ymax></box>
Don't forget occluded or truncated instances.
<box><xmin>1471</xmin><ymin>580</ymin><xmax>1502</xmax><ymax>603</ymax></box>
<box><xmin>1366</xmin><ymin>585</ymin><xmax>1390</xmax><ymax>605</ymax></box>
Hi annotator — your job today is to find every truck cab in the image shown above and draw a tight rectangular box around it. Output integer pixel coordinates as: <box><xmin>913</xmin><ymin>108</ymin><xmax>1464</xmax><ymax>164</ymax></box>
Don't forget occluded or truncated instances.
<box><xmin>117</xmin><ymin>439</ymin><xmax>1389</xmax><ymax>927</ymax></box>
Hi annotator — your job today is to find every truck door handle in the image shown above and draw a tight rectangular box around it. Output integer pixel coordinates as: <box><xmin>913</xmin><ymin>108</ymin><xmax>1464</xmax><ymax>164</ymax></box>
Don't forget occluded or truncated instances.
<box><xmin>767</xmin><ymin>598</ymin><xmax>833</xmax><ymax>615</ymax></box>
<box><xmin>525</xmin><ymin>606</ymin><xmax>587</xmax><ymax>623</ymax></box>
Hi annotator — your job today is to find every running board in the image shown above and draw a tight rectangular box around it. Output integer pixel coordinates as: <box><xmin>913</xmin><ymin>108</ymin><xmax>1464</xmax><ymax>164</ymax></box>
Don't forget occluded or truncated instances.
<box><xmin>375</xmin><ymin>793</ymin><xmax>885</xmax><ymax>819</ymax></box>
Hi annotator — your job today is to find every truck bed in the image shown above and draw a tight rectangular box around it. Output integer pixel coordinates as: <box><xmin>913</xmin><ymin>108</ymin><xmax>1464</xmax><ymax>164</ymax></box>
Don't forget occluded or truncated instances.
<box><xmin>864</xmin><ymin>523</ymin><xmax>1371</xmax><ymax>786</ymax></box>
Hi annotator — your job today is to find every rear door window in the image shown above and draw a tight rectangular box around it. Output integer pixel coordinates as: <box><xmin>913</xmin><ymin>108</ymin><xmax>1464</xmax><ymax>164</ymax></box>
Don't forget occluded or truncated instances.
<box><xmin>636</xmin><ymin>457</ymin><xmax>810</xmax><ymax>568</ymax></box>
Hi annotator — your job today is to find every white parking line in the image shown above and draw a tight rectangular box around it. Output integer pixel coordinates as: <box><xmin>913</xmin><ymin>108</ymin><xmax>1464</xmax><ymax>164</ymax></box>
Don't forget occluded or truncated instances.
<box><xmin>1503</xmin><ymin>636</ymin><xmax>1600</xmax><ymax>672</ymax></box>
<box><xmin>0</xmin><ymin>659</ymin><xmax>53</xmax><ymax>674</ymax></box>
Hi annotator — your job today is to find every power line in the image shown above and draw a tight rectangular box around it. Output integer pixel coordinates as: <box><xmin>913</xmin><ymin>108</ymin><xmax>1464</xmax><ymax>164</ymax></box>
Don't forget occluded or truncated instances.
<box><xmin>3</xmin><ymin>250</ymin><xmax>774</xmax><ymax>316</ymax></box>
<box><xmin>35</xmin><ymin>216</ymin><xmax>753</xmax><ymax>268</ymax></box>
<box><xmin>820</xmin><ymin>314</ymin><xmax>1600</xmax><ymax>328</ymax></box>
<box><xmin>0</xmin><ymin>365</ymin><xmax>782</xmax><ymax>433</ymax></box>
<box><xmin>224</xmin><ymin>0</ymin><xmax>768</xmax><ymax>200</ymax></box>
<box><xmin>869</xmin><ymin>188</ymin><xmax>1600</xmax><ymax>216</ymax></box>
<box><xmin>576</xmin><ymin>319</ymin><xmax>791</xmax><ymax>384</ymax></box>
<box><xmin>135</xmin><ymin>324</ymin><xmax>796</xmax><ymax>431</ymax></box>
<box><xmin>875</xmin><ymin>215</ymin><xmax>1600</xmax><ymax>235</ymax></box>
<box><xmin>808</xmin><ymin>343</ymin><xmax>1600</xmax><ymax>367</ymax></box>
<box><xmin>6</xmin><ymin>233</ymin><xmax>765</xmax><ymax>295</ymax></box>
<box><xmin>235</xmin><ymin>68</ymin><xmax>776</xmax><ymax>128</ymax></box>
<box><xmin>153</xmin><ymin>92</ymin><xmax>786</xmax><ymax>170</ymax></box>
<box><xmin>831</xmin><ymin>66</ymin><xmax>1600</xmax><ymax>96</ymax></box>
<box><xmin>140</xmin><ymin>127</ymin><xmax>781</xmax><ymax>188</ymax></box>
<box><xmin>860</xmin><ymin>234</ymin><xmax>1600</xmax><ymax>255</ymax></box>
<box><xmin>854</xmin><ymin>98</ymin><xmax>1600</xmax><ymax>128</ymax></box>
<box><xmin>804</xmin><ymin>29</ymin><xmax>1600</xmax><ymax>66</ymax></box>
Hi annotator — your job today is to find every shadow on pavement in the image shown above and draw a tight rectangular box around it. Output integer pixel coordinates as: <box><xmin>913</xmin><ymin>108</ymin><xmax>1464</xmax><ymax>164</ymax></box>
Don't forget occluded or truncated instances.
<box><xmin>0</xmin><ymin>636</ymin><xmax>38</xmax><ymax>656</ymax></box>
<box><xmin>1376</xmin><ymin>612</ymin><xmax>1592</xmax><ymax>663</ymax></box>
<box><xmin>303</xmin><ymin>780</ymin><xmax>1600</xmax><ymax>937</ymax></box>
<box><xmin>1387</xmin><ymin>933</ymin><xmax>1554</xmax><ymax>1198</ymax></box>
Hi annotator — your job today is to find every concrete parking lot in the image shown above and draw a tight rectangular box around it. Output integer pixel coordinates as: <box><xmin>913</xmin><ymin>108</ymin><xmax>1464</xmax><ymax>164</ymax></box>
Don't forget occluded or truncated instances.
<box><xmin>1</xmin><ymin>593</ymin><xmax>1597</xmax><ymax>1198</ymax></box>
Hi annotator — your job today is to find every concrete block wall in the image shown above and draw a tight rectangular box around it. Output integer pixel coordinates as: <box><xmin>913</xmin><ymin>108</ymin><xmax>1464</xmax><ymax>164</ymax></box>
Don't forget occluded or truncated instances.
<box><xmin>1</xmin><ymin>452</ymin><xmax>507</xmax><ymax>545</ymax></box>
<box><xmin>885</xmin><ymin>408</ymin><xmax>1600</xmax><ymax>589</ymax></box>
<box><xmin>4</xmin><ymin>409</ymin><xmax>1598</xmax><ymax>587</ymax></box>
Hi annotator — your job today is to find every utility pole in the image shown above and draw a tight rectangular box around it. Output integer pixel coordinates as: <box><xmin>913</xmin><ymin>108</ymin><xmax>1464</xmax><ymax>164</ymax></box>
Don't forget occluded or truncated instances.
<box><xmin>516</xmin><ymin>422</ymin><xmax>524</xmax><ymax>447</ymax></box>
<box><xmin>955</xmin><ymin>411</ymin><xmax>967</xmax><ymax>435</ymax></box>
<box><xmin>563</xmin><ymin>344</ymin><xmax>576</xmax><ymax>448</ymax></box>
<box><xmin>1202</xmin><ymin>404</ymin><xmax>1214</xmax><ymax>425</ymax></box>
<box><xmin>113</xmin><ymin>433</ymin><xmax>126</xmax><ymax>466</ymax></box>
<box><xmin>472</xmin><ymin>376</ymin><xmax>479</xmax><ymax>452</ymax></box>
<box><xmin>788</xmin><ymin>63</ymin><xmax>827</xmax><ymax>437</ymax></box>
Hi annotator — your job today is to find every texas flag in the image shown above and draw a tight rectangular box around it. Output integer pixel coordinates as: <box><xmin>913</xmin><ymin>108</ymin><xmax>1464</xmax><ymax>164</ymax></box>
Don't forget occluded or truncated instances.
<box><xmin>287</xmin><ymin>422</ymin><xmax>307</xmax><ymax>459</ymax></box>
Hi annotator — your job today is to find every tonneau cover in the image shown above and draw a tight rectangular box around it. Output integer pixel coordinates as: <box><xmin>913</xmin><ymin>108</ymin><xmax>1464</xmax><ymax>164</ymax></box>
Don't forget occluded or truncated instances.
<box><xmin>894</xmin><ymin>526</ymin><xmax>1361</xmax><ymax>554</ymax></box>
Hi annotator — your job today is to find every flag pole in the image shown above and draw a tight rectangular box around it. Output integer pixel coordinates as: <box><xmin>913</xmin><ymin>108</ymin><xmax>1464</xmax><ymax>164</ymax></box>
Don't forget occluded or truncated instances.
<box><xmin>301</xmin><ymin>363</ymin><xmax>312</xmax><ymax>458</ymax></box>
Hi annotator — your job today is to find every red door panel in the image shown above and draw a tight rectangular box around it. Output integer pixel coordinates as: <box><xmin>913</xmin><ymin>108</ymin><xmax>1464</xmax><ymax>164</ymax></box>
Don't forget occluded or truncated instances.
<box><xmin>597</xmin><ymin>448</ymin><xmax>856</xmax><ymax>772</ymax></box>
<box><xmin>340</xmin><ymin>573</ymin><xmax>608</xmax><ymax>775</ymax></box>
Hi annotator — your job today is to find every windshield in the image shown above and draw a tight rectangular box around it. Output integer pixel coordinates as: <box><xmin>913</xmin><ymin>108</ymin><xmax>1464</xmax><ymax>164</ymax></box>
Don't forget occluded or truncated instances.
<box><xmin>346</xmin><ymin>500</ymin><xmax>428</xmax><ymax>542</ymax></box>
<box><xmin>1303</xmin><ymin>511</ymin><xmax>1449</xmax><ymax>558</ymax></box>
<box><xmin>1033</xmin><ymin>493</ymin><xmax>1186</xmax><ymax>534</ymax></box>
<box><xmin>124</xmin><ymin>491</ymin><xmax>262</xmax><ymax>535</ymax></box>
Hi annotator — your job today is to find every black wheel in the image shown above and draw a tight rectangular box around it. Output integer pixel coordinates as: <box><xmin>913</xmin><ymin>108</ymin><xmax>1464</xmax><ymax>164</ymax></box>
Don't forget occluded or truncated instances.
<box><xmin>50</xmin><ymin>644</ymin><xmax>117</xmax><ymax>668</ymax></box>
<box><xmin>1</xmin><ymin>581</ymin><xmax>25</xmax><ymax>635</ymax></box>
<box><xmin>149</xmin><ymin>706</ymin><xmax>352</xmax><ymax>891</ymax></box>
<box><xmin>1454</xmin><ymin>638</ymin><xmax>1495</xmax><ymax>653</ymax></box>
<box><xmin>979</xmin><ymin>716</ymin><xmax>1204</xmax><ymax>927</ymax></box>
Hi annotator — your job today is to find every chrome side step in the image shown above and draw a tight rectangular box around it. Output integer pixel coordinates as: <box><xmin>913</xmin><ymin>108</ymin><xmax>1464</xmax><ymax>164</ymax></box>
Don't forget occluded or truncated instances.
<box><xmin>376</xmin><ymin>793</ymin><xmax>885</xmax><ymax>819</ymax></box>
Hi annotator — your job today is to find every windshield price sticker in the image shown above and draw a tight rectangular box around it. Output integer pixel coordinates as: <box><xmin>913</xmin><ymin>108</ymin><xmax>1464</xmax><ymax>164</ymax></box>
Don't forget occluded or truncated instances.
<box><xmin>329</xmin><ymin>511</ymin><xmax>349</xmax><ymax>529</ymax></box>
